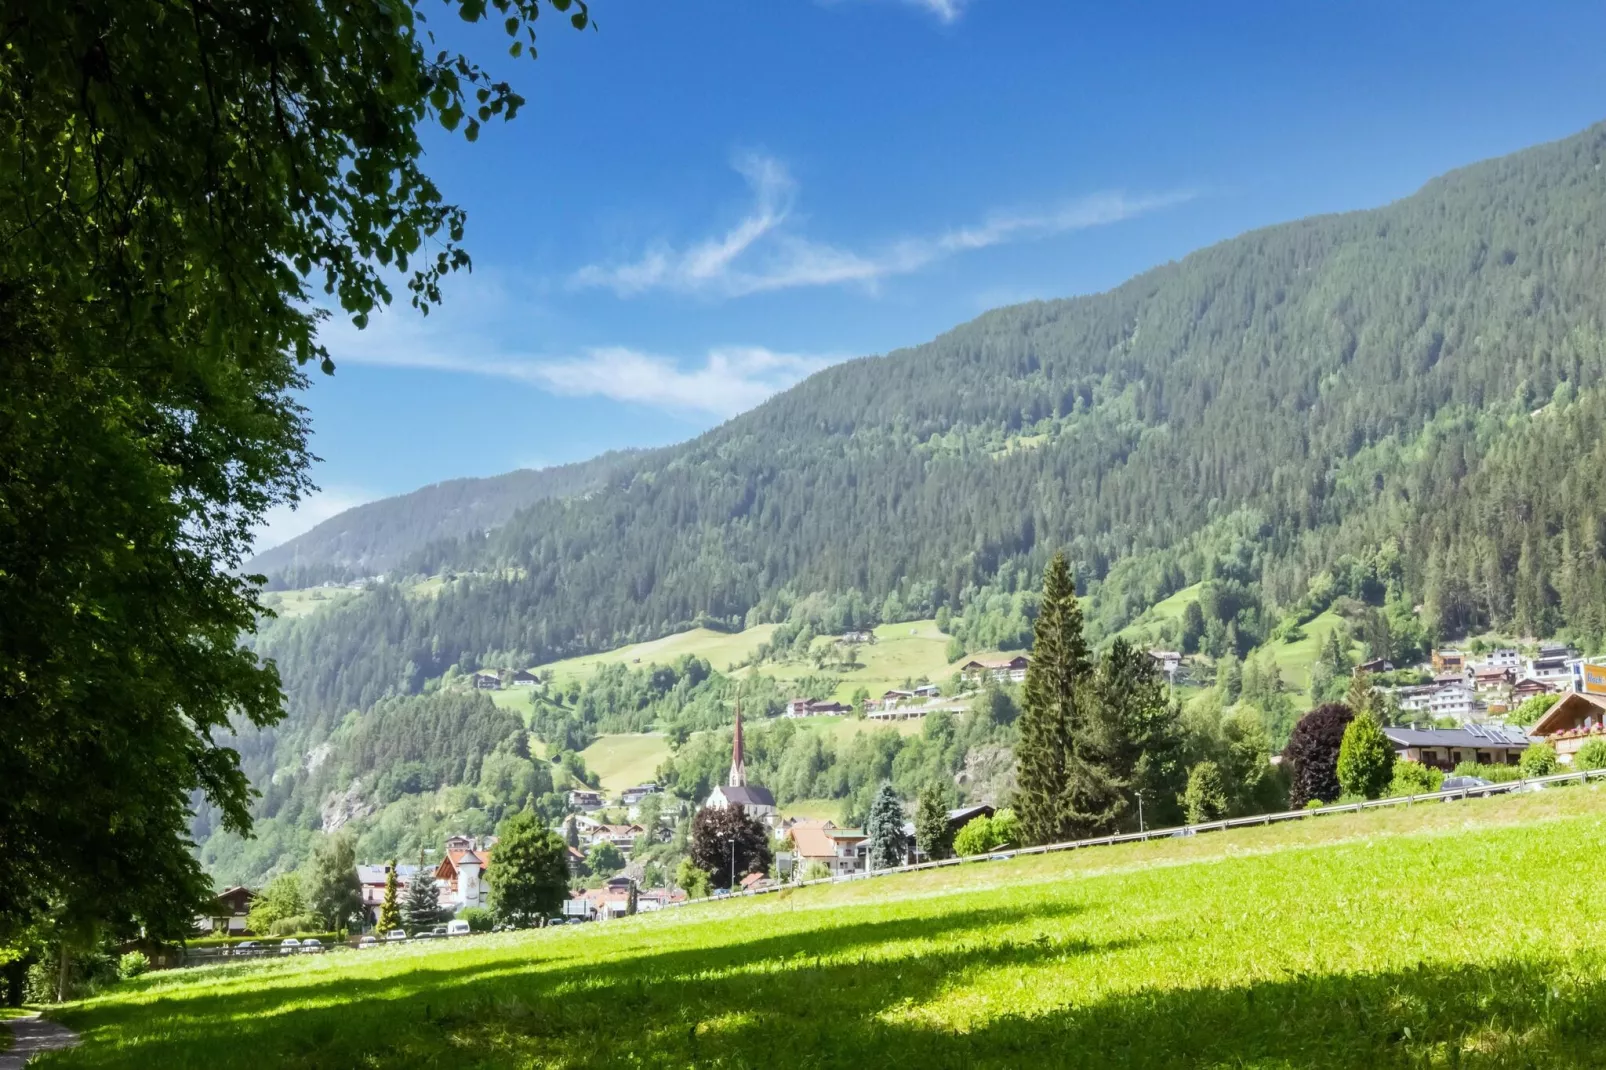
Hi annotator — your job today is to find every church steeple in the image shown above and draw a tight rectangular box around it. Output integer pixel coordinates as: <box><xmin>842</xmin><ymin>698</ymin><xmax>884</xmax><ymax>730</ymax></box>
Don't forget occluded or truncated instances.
<box><xmin>728</xmin><ymin>692</ymin><xmax>747</xmax><ymax>787</ymax></box>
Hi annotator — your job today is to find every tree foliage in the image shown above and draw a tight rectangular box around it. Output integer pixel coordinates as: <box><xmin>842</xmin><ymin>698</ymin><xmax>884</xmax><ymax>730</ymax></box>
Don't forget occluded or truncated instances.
<box><xmin>913</xmin><ymin>784</ymin><xmax>954</xmax><ymax>862</ymax></box>
<box><xmin>1283</xmin><ymin>704</ymin><xmax>1356</xmax><ymax>808</ymax></box>
<box><xmin>487</xmin><ymin>811</ymin><xmax>570</xmax><ymax>927</ymax></box>
<box><xmin>865</xmin><ymin>784</ymin><xmax>907</xmax><ymax>870</ymax></box>
<box><xmin>1519</xmin><ymin>743</ymin><xmax>1559</xmax><ymax>778</ymax></box>
<box><xmin>402</xmin><ymin>852</ymin><xmax>442</xmax><ymax>934</ymax></box>
<box><xmin>689</xmin><ymin>807</ymin><xmax>772</xmax><ymax>889</ymax></box>
<box><xmin>377</xmin><ymin>864</ymin><xmax>402</xmax><ymax>934</ymax></box>
<box><xmin>0</xmin><ymin>0</ymin><xmax>590</xmax><ymax>941</ymax></box>
<box><xmin>304</xmin><ymin>834</ymin><xmax>363</xmax><ymax>933</ymax></box>
<box><xmin>1336</xmin><ymin>713</ymin><xmax>1395</xmax><ymax>800</ymax></box>
<box><xmin>1181</xmin><ymin>762</ymin><xmax>1228</xmax><ymax>824</ymax></box>
<box><xmin>1015</xmin><ymin>553</ymin><xmax>1091</xmax><ymax>845</ymax></box>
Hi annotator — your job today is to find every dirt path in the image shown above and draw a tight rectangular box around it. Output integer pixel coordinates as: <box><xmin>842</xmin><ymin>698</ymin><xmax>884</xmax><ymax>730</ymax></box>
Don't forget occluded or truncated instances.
<box><xmin>0</xmin><ymin>1014</ymin><xmax>80</xmax><ymax>1069</ymax></box>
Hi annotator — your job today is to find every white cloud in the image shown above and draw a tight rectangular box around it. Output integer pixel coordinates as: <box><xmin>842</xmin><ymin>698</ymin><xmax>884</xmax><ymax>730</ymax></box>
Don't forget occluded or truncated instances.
<box><xmin>253</xmin><ymin>486</ymin><xmax>376</xmax><ymax>554</ymax></box>
<box><xmin>901</xmin><ymin>0</ymin><xmax>971</xmax><ymax>22</ymax></box>
<box><xmin>572</xmin><ymin>154</ymin><xmax>1192</xmax><ymax>299</ymax></box>
<box><xmin>327</xmin><ymin>307</ymin><xmax>842</xmax><ymax>419</ymax></box>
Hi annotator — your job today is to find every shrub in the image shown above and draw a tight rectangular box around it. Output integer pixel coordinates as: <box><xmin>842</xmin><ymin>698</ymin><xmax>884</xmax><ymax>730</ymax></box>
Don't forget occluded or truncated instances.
<box><xmin>991</xmin><ymin>808</ymin><xmax>1020</xmax><ymax>847</ymax></box>
<box><xmin>1304</xmin><ymin>798</ymin><xmax>1325</xmax><ymax>811</ymax></box>
<box><xmin>1389</xmin><ymin>761</ymin><xmax>1443</xmax><ymax>796</ymax></box>
<box><xmin>118</xmin><ymin>951</ymin><xmax>150</xmax><ymax>980</ymax></box>
<box><xmin>1336</xmin><ymin>713</ymin><xmax>1394</xmax><ymax>799</ymax></box>
<box><xmin>800</xmin><ymin>861</ymin><xmax>832</xmax><ymax>882</ymax></box>
<box><xmin>1575</xmin><ymin>739</ymin><xmax>1606</xmax><ymax>771</ymax></box>
<box><xmin>458</xmin><ymin>907</ymin><xmax>495</xmax><ymax>933</ymax></box>
<box><xmin>1519</xmin><ymin>743</ymin><xmax>1559</xmax><ymax>777</ymax></box>
<box><xmin>1181</xmin><ymin>761</ymin><xmax>1228</xmax><ymax>824</ymax></box>
<box><xmin>269</xmin><ymin>913</ymin><xmax>323</xmax><ymax>936</ymax></box>
<box><xmin>1283</xmin><ymin>703</ymin><xmax>1355</xmax><ymax>808</ymax></box>
<box><xmin>1451</xmin><ymin>761</ymin><xmax>1523</xmax><ymax>783</ymax></box>
<box><xmin>953</xmin><ymin>815</ymin><xmax>1000</xmax><ymax>856</ymax></box>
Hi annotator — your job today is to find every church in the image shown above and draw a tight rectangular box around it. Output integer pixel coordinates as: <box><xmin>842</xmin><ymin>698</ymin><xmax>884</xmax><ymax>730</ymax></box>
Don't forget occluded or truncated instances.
<box><xmin>703</xmin><ymin>699</ymin><xmax>777</xmax><ymax>824</ymax></box>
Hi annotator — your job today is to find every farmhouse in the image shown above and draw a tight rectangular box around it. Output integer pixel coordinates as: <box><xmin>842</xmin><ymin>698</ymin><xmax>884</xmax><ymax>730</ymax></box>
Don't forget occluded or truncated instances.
<box><xmin>1148</xmin><ymin>650</ymin><xmax>1182</xmax><ymax>677</ymax></box>
<box><xmin>787</xmin><ymin>821</ymin><xmax>869</xmax><ymax>877</ymax></box>
<box><xmin>567</xmin><ymin>789</ymin><xmax>605</xmax><ymax>811</ymax></box>
<box><xmin>1512</xmin><ymin>677</ymin><xmax>1557</xmax><ymax>701</ymax></box>
<box><xmin>1382</xmin><ymin>724</ymin><xmax>1532</xmax><ymax>771</ymax></box>
<box><xmin>786</xmin><ymin>698</ymin><xmax>851</xmax><ymax>717</ymax></box>
<box><xmin>620</xmin><ymin>783</ymin><xmax>660</xmax><ymax>805</ymax></box>
<box><xmin>1431</xmin><ymin>649</ymin><xmax>1466</xmax><ymax>675</ymax></box>
<box><xmin>509</xmin><ymin>668</ymin><xmax>541</xmax><ymax>687</ymax></box>
<box><xmin>1528</xmin><ymin>691</ymin><xmax>1606</xmax><ymax>765</ymax></box>
<box><xmin>196</xmin><ymin>885</ymin><xmax>256</xmax><ymax>935</ymax></box>
<box><xmin>959</xmin><ymin>656</ymin><xmax>1029</xmax><ymax>684</ymax></box>
<box><xmin>471</xmin><ymin>669</ymin><xmax>503</xmax><ymax>690</ymax></box>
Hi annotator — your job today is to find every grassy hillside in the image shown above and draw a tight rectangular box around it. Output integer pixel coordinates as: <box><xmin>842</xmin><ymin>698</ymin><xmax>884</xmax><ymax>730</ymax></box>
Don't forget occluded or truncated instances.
<box><xmin>577</xmin><ymin>733</ymin><xmax>671</xmax><ymax>793</ymax></box>
<box><xmin>537</xmin><ymin>625</ymin><xmax>780</xmax><ymax>685</ymax></box>
<box><xmin>47</xmin><ymin>787</ymin><xmax>1606</xmax><ymax>1068</ymax></box>
<box><xmin>1115</xmin><ymin>582</ymin><xmax>1202</xmax><ymax>646</ymax></box>
<box><xmin>1255</xmin><ymin>607</ymin><xmax>1362</xmax><ymax>700</ymax></box>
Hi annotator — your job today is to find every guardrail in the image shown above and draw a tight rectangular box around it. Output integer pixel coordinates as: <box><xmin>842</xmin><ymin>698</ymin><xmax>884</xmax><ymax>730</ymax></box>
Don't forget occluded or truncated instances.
<box><xmin>671</xmin><ymin>765</ymin><xmax>1606</xmax><ymax>907</ymax></box>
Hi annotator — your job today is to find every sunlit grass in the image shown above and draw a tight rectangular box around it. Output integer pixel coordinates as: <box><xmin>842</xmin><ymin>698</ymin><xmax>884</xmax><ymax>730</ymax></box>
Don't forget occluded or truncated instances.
<box><xmin>43</xmin><ymin>787</ymin><xmax>1606</xmax><ymax>1068</ymax></box>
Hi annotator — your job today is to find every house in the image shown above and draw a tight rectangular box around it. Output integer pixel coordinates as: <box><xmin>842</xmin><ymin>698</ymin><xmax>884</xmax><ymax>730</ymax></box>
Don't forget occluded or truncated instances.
<box><xmin>900</xmin><ymin>804</ymin><xmax>996</xmax><ymax>864</ymax></box>
<box><xmin>911</xmin><ymin>683</ymin><xmax>941</xmax><ymax>698</ymax></box>
<box><xmin>509</xmin><ymin>668</ymin><xmax>541</xmax><ymax>687</ymax></box>
<box><xmin>471</xmin><ymin>669</ymin><xmax>503</xmax><ymax>691</ymax></box>
<box><xmin>1384</xmin><ymin>724</ymin><xmax>1532</xmax><ymax>771</ymax></box>
<box><xmin>1357</xmin><ymin>658</ymin><xmax>1395</xmax><ymax>674</ymax></box>
<box><xmin>1396</xmin><ymin>682</ymin><xmax>1481</xmax><ymax>720</ymax></box>
<box><xmin>1527</xmin><ymin>645</ymin><xmax>1580</xmax><ymax>686</ymax></box>
<box><xmin>739</xmin><ymin>871</ymin><xmax>772</xmax><ymax>892</ymax></box>
<box><xmin>1512</xmin><ymin>677</ymin><xmax>1556</xmax><ymax>701</ymax></box>
<box><xmin>867</xmin><ymin>689</ymin><xmax>915</xmax><ymax>713</ymax></box>
<box><xmin>1470</xmin><ymin>667</ymin><xmax>1515</xmax><ymax>693</ymax></box>
<box><xmin>839</xmin><ymin>630</ymin><xmax>875</xmax><ymax>645</ymax></box>
<box><xmin>1431</xmin><ymin>649</ymin><xmax>1466</xmax><ymax>675</ymax></box>
<box><xmin>1148</xmin><ymin>650</ymin><xmax>1183</xmax><ymax>677</ymax></box>
<box><xmin>197</xmin><ymin>885</ymin><xmax>256</xmax><ymax>935</ymax></box>
<box><xmin>620</xmin><ymin>783</ymin><xmax>660</xmax><ymax>806</ymax></box>
<box><xmin>1528</xmin><ymin>692</ymin><xmax>1606</xmax><ymax>765</ymax></box>
<box><xmin>786</xmin><ymin>698</ymin><xmax>852</xmax><ymax>718</ymax></box>
<box><xmin>787</xmin><ymin>821</ymin><xmax>869</xmax><ymax>877</ymax></box>
<box><xmin>564</xmin><ymin>845</ymin><xmax>588</xmax><ymax>877</ymax></box>
<box><xmin>586</xmin><ymin>823</ymin><xmax>647</xmax><ymax>851</ymax></box>
<box><xmin>959</xmin><ymin>656</ymin><xmax>1030</xmax><ymax>684</ymax></box>
<box><xmin>703</xmin><ymin>702</ymin><xmax>778</xmax><ymax>823</ymax></box>
<box><xmin>356</xmin><ymin>862</ymin><xmax>437</xmax><ymax>922</ymax></box>
<box><xmin>567</xmin><ymin>789</ymin><xmax>605</xmax><ymax>811</ymax></box>
<box><xmin>436</xmin><ymin>841</ymin><xmax>492</xmax><ymax>912</ymax></box>
<box><xmin>1477</xmin><ymin>649</ymin><xmax>1522</xmax><ymax>671</ymax></box>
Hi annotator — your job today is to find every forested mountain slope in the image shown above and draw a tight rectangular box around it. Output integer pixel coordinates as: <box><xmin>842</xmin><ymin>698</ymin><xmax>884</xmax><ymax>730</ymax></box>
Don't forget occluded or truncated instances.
<box><xmin>247</xmin><ymin>449</ymin><xmax>645</xmax><ymax>585</ymax></box>
<box><xmin>256</xmin><ymin>120</ymin><xmax>1606</xmax><ymax>733</ymax></box>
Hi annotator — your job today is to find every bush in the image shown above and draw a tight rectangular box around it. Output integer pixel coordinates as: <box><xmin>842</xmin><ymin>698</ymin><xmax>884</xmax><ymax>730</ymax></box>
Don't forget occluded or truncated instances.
<box><xmin>458</xmin><ymin>907</ymin><xmax>495</xmax><ymax>933</ymax></box>
<box><xmin>1575</xmin><ymin>739</ymin><xmax>1606</xmax><ymax>771</ymax></box>
<box><xmin>800</xmin><ymin>861</ymin><xmax>832</xmax><ymax>882</ymax></box>
<box><xmin>1451</xmin><ymin>761</ymin><xmax>1523</xmax><ymax>783</ymax></box>
<box><xmin>118</xmin><ymin>951</ymin><xmax>150</xmax><ymax>980</ymax></box>
<box><xmin>953</xmin><ymin>815</ymin><xmax>1000</xmax><ymax>856</ymax></box>
<box><xmin>1519</xmin><ymin>743</ymin><xmax>1559</xmax><ymax>777</ymax></box>
<box><xmin>268</xmin><ymin>913</ymin><xmax>324</xmax><ymax>936</ymax></box>
<box><xmin>1336</xmin><ymin>713</ymin><xmax>1394</xmax><ymax>799</ymax></box>
<box><xmin>1283</xmin><ymin>703</ymin><xmax>1355</xmax><ymax>808</ymax></box>
<box><xmin>991</xmin><ymin>809</ymin><xmax>1020</xmax><ymax>847</ymax></box>
<box><xmin>1304</xmin><ymin>798</ymin><xmax>1325</xmax><ymax>811</ymax></box>
<box><xmin>1388</xmin><ymin>761</ymin><xmax>1443</xmax><ymax>796</ymax></box>
<box><xmin>1182</xmin><ymin>761</ymin><xmax>1228</xmax><ymax>824</ymax></box>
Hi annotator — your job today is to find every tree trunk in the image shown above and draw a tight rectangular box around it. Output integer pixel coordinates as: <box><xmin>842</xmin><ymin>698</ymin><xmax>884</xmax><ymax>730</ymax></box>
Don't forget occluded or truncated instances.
<box><xmin>56</xmin><ymin>943</ymin><xmax>70</xmax><ymax>1003</ymax></box>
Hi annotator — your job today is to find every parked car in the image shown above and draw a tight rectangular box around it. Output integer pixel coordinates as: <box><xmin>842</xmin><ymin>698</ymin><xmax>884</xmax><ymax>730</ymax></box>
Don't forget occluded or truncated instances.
<box><xmin>1441</xmin><ymin>775</ymin><xmax>1493</xmax><ymax>792</ymax></box>
<box><xmin>231</xmin><ymin>941</ymin><xmax>260</xmax><ymax>955</ymax></box>
<box><xmin>384</xmin><ymin>929</ymin><xmax>407</xmax><ymax>941</ymax></box>
<box><xmin>429</xmin><ymin>924</ymin><xmax>449</xmax><ymax>937</ymax></box>
<box><xmin>414</xmin><ymin>930</ymin><xmax>438</xmax><ymax>940</ymax></box>
<box><xmin>357</xmin><ymin>934</ymin><xmax>377</xmax><ymax>948</ymax></box>
<box><xmin>299</xmin><ymin>938</ymin><xmax>323</xmax><ymax>954</ymax></box>
<box><xmin>445</xmin><ymin>919</ymin><xmax>471</xmax><ymax>936</ymax></box>
<box><xmin>278</xmin><ymin>938</ymin><xmax>300</xmax><ymax>955</ymax></box>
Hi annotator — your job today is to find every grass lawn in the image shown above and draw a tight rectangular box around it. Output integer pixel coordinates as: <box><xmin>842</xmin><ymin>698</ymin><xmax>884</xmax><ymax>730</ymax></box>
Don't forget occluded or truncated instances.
<box><xmin>577</xmin><ymin>733</ymin><xmax>670</xmax><ymax>793</ymax></box>
<box><xmin>486</xmin><ymin>688</ymin><xmax>535</xmax><ymax>719</ymax></box>
<box><xmin>760</xmin><ymin>619</ymin><xmax>1005</xmax><ymax>704</ymax></box>
<box><xmin>46</xmin><ymin>786</ymin><xmax>1606</xmax><ymax>1068</ymax></box>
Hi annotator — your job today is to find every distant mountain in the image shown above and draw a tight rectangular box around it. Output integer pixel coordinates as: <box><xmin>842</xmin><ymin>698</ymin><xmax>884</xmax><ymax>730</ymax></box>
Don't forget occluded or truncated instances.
<box><xmin>247</xmin><ymin>450</ymin><xmax>646</xmax><ymax>585</ymax></box>
<box><xmin>259</xmin><ymin>119</ymin><xmax>1606</xmax><ymax>731</ymax></box>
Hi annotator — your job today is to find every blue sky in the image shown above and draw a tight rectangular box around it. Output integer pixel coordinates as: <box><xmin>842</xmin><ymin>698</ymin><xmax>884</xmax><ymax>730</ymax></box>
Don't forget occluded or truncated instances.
<box><xmin>260</xmin><ymin>0</ymin><xmax>1606</xmax><ymax>548</ymax></box>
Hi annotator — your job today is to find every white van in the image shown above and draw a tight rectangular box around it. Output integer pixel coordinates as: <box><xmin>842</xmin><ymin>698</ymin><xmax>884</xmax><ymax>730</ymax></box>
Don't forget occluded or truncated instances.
<box><xmin>445</xmin><ymin>919</ymin><xmax>471</xmax><ymax>936</ymax></box>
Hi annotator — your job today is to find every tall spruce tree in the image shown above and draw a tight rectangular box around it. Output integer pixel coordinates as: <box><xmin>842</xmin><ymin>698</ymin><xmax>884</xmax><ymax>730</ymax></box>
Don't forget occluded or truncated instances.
<box><xmin>913</xmin><ymin>783</ymin><xmax>954</xmax><ymax>862</ymax></box>
<box><xmin>402</xmin><ymin>852</ymin><xmax>442</xmax><ymax>934</ymax></box>
<box><xmin>865</xmin><ymin>784</ymin><xmax>908</xmax><ymax>870</ymax></box>
<box><xmin>1016</xmin><ymin>553</ymin><xmax>1091</xmax><ymax>845</ymax></box>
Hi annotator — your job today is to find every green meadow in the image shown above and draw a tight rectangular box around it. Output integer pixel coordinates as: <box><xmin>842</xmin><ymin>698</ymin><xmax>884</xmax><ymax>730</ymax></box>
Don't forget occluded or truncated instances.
<box><xmin>35</xmin><ymin>787</ymin><xmax>1606</xmax><ymax>1068</ymax></box>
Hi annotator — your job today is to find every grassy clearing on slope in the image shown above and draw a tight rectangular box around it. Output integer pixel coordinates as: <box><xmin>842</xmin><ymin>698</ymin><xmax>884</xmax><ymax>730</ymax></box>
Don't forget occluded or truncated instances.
<box><xmin>257</xmin><ymin>586</ymin><xmax>359</xmax><ymax>620</ymax></box>
<box><xmin>1115</xmin><ymin>582</ymin><xmax>1203</xmax><ymax>645</ymax></box>
<box><xmin>537</xmin><ymin>626</ymin><xmax>779</xmax><ymax>685</ymax></box>
<box><xmin>1257</xmin><ymin>607</ymin><xmax>1361</xmax><ymax>699</ymax></box>
<box><xmin>48</xmin><ymin>788</ymin><xmax>1606</xmax><ymax>1069</ymax></box>
<box><xmin>758</xmin><ymin>620</ymin><xmax>984</xmax><ymax>703</ymax></box>
<box><xmin>577</xmin><ymin>733</ymin><xmax>670</xmax><ymax>792</ymax></box>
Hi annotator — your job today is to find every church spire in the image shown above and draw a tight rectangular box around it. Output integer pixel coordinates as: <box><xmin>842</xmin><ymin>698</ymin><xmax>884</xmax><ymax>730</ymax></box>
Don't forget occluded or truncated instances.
<box><xmin>728</xmin><ymin>690</ymin><xmax>747</xmax><ymax>787</ymax></box>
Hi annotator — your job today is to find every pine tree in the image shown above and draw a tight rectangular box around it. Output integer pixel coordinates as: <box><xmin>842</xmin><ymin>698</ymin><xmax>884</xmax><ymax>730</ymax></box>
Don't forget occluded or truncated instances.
<box><xmin>865</xmin><ymin>783</ymin><xmax>907</xmax><ymax>870</ymax></box>
<box><xmin>1016</xmin><ymin>552</ymin><xmax>1089</xmax><ymax>846</ymax></box>
<box><xmin>402</xmin><ymin>850</ymin><xmax>442</xmax><ymax>934</ymax></box>
<box><xmin>377</xmin><ymin>861</ymin><xmax>401</xmax><ymax>934</ymax></box>
<box><xmin>913</xmin><ymin>783</ymin><xmax>953</xmax><ymax>862</ymax></box>
<box><xmin>1344</xmin><ymin>667</ymin><xmax>1375</xmax><ymax>719</ymax></box>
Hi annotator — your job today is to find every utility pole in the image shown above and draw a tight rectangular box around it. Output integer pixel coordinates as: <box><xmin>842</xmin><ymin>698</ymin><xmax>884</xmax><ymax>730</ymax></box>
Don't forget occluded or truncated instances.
<box><xmin>728</xmin><ymin>835</ymin><xmax>735</xmax><ymax>892</ymax></box>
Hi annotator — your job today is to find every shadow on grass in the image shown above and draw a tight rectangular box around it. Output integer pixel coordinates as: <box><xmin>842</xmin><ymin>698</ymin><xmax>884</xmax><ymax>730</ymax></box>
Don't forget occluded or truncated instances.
<box><xmin>42</xmin><ymin>896</ymin><xmax>1606</xmax><ymax>1069</ymax></box>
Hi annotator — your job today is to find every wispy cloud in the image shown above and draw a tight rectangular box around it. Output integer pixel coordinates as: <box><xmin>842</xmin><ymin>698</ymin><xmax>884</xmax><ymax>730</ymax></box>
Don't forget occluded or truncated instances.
<box><xmin>325</xmin><ymin>309</ymin><xmax>842</xmax><ymax>418</ymax></box>
<box><xmin>572</xmin><ymin>154</ymin><xmax>1192</xmax><ymax>299</ymax></box>
<box><xmin>900</xmin><ymin>0</ymin><xmax>972</xmax><ymax>23</ymax></box>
